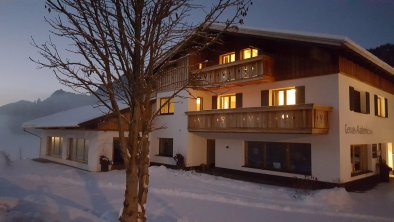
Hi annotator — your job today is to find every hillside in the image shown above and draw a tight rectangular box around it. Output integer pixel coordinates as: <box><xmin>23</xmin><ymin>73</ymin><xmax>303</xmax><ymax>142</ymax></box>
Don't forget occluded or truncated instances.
<box><xmin>0</xmin><ymin>89</ymin><xmax>98</xmax><ymax>134</ymax></box>
<box><xmin>368</xmin><ymin>43</ymin><xmax>394</xmax><ymax>67</ymax></box>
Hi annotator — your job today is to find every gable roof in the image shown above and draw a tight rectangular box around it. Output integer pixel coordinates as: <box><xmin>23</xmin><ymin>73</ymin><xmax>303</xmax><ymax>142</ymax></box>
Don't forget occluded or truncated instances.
<box><xmin>23</xmin><ymin>104</ymin><xmax>127</xmax><ymax>129</ymax></box>
<box><xmin>209</xmin><ymin>24</ymin><xmax>394</xmax><ymax>76</ymax></box>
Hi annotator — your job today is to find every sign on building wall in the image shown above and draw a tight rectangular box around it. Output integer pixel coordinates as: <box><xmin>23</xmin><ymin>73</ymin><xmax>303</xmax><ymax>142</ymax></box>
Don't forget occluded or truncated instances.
<box><xmin>345</xmin><ymin>124</ymin><xmax>373</xmax><ymax>134</ymax></box>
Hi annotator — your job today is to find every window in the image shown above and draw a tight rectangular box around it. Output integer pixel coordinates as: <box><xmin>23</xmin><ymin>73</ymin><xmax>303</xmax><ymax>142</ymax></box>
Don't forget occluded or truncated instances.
<box><xmin>245</xmin><ymin>141</ymin><xmax>311</xmax><ymax>175</ymax></box>
<box><xmin>159</xmin><ymin>138</ymin><xmax>173</xmax><ymax>157</ymax></box>
<box><xmin>68</xmin><ymin>138</ymin><xmax>88</xmax><ymax>163</ymax></box>
<box><xmin>374</xmin><ymin>95</ymin><xmax>388</xmax><ymax>118</ymax></box>
<box><xmin>351</xmin><ymin>144</ymin><xmax>369</xmax><ymax>176</ymax></box>
<box><xmin>219</xmin><ymin>52</ymin><xmax>235</xmax><ymax>64</ymax></box>
<box><xmin>160</xmin><ymin>98</ymin><xmax>174</xmax><ymax>115</ymax></box>
<box><xmin>349</xmin><ymin>87</ymin><xmax>370</xmax><ymax>114</ymax></box>
<box><xmin>196</xmin><ymin>97</ymin><xmax>203</xmax><ymax>111</ymax></box>
<box><xmin>240</xmin><ymin>48</ymin><xmax>258</xmax><ymax>60</ymax></box>
<box><xmin>218</xmin><ymin>95</ymin><xmax>236</xmax><ymax>109</ymax></box>
<box><xmin>272</xmin><ymin>88</ymin><xmax>296</xmax><ymax>106</ymax></box>
<box><xmin>47</xmin><ymin>136</ymin><xmax>63</xmax><ymax>158</ymax></box>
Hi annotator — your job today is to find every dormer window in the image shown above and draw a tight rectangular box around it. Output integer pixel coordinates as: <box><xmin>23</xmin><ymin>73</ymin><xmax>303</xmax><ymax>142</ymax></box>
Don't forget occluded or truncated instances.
<box><xmin>219</xmin><ymin>52</ymin><xmax>235</xmax><ymax>64</ymax></box>
<box><xmin>240</xmin><ymin>48</ymin><xmax>258</xmax><ymax>60</ymax></box>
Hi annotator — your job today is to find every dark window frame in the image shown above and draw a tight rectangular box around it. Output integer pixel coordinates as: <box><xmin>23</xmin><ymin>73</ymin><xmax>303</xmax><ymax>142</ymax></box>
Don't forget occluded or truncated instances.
<box><xmin>244</xmin><ymin>141</ymin><xmax>312</xmax><ymax>175</ymax></box>
<box><xmin>68</xmin><ymin>138</ymin><xmax>88</xmax><ymax>163</ymax></box>
<box><xmin>159</xmin><ymin>138</ymin><xmax>173</xmax><ymax>157</ymax></box>
<box><xmin>349</xmin><ymin>86</ymin><xmax>370</xmax><ymax>114</ymax></box>
<box><xmin>160</xmin><ymin>97</ymin><xmax>174</xmax><ymax>115</ymax></box>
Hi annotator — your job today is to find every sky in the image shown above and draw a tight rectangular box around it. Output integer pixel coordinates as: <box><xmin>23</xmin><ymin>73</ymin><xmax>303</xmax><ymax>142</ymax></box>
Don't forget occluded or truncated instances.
<box><xmin>0</xmin><ymin>0</ymin><xmax>393</xmax><ymax>106</ymax></box>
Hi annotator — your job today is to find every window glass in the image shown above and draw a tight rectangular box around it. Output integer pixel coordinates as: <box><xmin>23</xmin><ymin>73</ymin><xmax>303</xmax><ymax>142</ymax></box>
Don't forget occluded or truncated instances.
<box><xmin>245</xmin><ymin>141</ymin><xmax>311</xmax><ymax>175</ymax></box>
<box><xmin>68</xmin><ymin>138</ymin><xmax>88</xmax><ymax>163</ymax></box>
<box><xmin>376</xmin><ymin>95</ymin><xmax>386</xmax><ymax>117</ymax></box>
<box><xmin>286</xmin><ymin>89</ymin><xmax>296</xmax><ymax>105</ymax></box>
<box><xmin>160</xmin><ymin>98</ymin><xmax>174</xmax><ymax>114</ymax></box>
<box><xmin>240</xmin><ymin>48</ymin><xmax>258</xmax><ymax>60</ymax></box>
<box><xmin>351</xmin><ymin>144</ymin><xmax>369</xmax><ymax>176</ymax></box>
<box><xmin>48</xmin><ymin>136</ymin><xmax>63</xmax><ymax>158</ymax></box>
<box><xmin>219</xmin><ymin>52</ymin><xmax>235</xmax><ymax>64</ymax></box>
<box><xmin>273</xmin><ymin>88</ymin><xmax>296</xmax><ymax>106</ymax></box>
<box><xmin>218</xmin><ymin>95</ymin><xmax>236</xmax><ymax>109</ymax></box>
<box><xmin>196</xmin><ymin>97</ymin><xmax>203</xmax><ymax>111</ymax></box>
<box><xmin>159</xmin><ymin>138</ymin><xmax>173</xmax><ymax>157</ymax></box>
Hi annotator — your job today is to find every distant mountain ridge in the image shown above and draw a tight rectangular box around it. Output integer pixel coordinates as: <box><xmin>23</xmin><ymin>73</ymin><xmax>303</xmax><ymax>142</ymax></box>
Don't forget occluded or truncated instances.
<box><xmin>0</xmin><ymin>89</ymin><xmax>98</xmax><ymax>133</ymax></box>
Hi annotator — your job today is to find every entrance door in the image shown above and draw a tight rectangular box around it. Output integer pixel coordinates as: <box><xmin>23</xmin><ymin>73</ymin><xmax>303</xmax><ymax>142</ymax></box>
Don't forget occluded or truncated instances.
<box><xmin>207</xmin><ymin>139</ymin><xmax>215</xmax><ymax>168</ymax></box>
<box><xmin>113</xmin><ymin>138</ymin><xmax>125</xmax><ymax>169</ymax></box>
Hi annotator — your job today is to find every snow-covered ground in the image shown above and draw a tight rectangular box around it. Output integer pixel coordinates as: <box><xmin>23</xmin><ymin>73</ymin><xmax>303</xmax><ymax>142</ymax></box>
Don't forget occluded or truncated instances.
<box><xmin>0</xmin><ymin>158</ymin><xmax>393</xmax><ymax>222</ymax></box>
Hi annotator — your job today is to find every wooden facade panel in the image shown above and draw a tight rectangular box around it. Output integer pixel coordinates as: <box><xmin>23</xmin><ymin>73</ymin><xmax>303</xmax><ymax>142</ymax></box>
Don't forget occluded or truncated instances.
<box><xmin>273</xmin><ymin>47</ymin><xmax>339</xmax><ymax>80</ymax></box>
<box><xmin>187</xmin><ymin>104</ymin><xmax>331</xmax><ymax>134</ymax></box>
<box><xmin>190</xmin><ymin>55</ymin><xmax>273</xmax><ymax>88</ymax></box>
<box><xmin>339</xmin><ymin>56</ymin><xmax>394</xmax><ymax>94</ymax></box>
<box><xmin>81</xmin><ymin>112</ymin><xmax>130</xmax><ymax>131</ymax></box>
<box><xmin>157</xmin><ymin>58</ymin><xmax>188</xmax><ymax>92</ymax></box>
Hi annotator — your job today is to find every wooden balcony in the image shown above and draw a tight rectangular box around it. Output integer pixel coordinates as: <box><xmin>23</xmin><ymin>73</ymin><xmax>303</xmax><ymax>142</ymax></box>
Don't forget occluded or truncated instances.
<box><xmin>187</xmin><ymin>104</ymin><xmax>332</xmax><ymax>134</ymax></box>
<box><xmin>190</xmin><ymin>55</ymin><xmax>274</xmax><ymax>88</ymax></box>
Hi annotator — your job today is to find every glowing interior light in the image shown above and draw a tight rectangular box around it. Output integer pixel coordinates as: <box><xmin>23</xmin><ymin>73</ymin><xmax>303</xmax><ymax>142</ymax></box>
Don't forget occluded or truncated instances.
<box><xmin>198</xmin><ymin>63</ymin><xmax>203</xmax><ymax>69</ymax></box>
<box><xmin>196</xmin><ymin>98</ymin><xmax>201</xmax><ymax>111</ymax></box>
<box><xmin>287</xmin><ymin>89</ymin><xmax>296</xmax><ymax>105</ymax></box>
<box><xmin>278</xmin><ymin>91</ymin><xmax>284</xmax><ymax>106</ymax></box>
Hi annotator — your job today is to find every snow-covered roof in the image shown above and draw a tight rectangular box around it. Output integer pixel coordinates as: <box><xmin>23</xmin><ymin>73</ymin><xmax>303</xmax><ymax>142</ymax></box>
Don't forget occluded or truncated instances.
<box><xmin>22</xmin><ymin>104</ymin><xmax>125</xmax><ymax>129</ymax></box>
<box><xmin>209</xmin><ymin>24</ymin><xmax>394</xmax><ymax>76</ymax></box>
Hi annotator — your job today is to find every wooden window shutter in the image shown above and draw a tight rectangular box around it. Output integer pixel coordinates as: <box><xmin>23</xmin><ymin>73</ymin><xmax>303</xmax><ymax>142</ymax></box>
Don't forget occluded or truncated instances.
<box><xmin>236</xmin><ymin>93</ymin><xmax>243</xmax><ymax>108</ymax></box>
<box><xmin>212</xmin><ymin>96</ymin><xmax>217</xmax><ymax>110</ymax></box>
<box><xmin>261</xmin><ymin>90</ymin><xmax>269</xmax><ymax>106</ymax></box>
<box><xmin>349</xmin><ymin>87</ymin><xmax>355</xmax><ymax>111</ymax></box>
<box><xmin>295</xmin><ymin>86</ymin><xmax>305</xmax><ymax>104</ymax></box>
<box><xmin>385</xmin><ymin>98</ymin><xmax>388</xmax><ymax>118</ymax></box>
<box><xmin>374</xmin><ymin>94</ymin><xmax>378</xmax><ymax>116</ymax></box>
<box><xmin>365</xmin><ymin>92</ymin><xmax>370</xmax><ymax>114</ymax></box>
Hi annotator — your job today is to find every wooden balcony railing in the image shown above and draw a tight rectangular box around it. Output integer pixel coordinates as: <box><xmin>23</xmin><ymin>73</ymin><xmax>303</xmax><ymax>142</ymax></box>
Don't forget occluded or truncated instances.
<box><xmin>190</xmin><ymin>55</ymin><xmax>274</xmax><ymax>87</ymax></box>
<box><xmin>187</xmin><ymin>104</ymin><xmax>332</xmax><ymax>134</ymax></box>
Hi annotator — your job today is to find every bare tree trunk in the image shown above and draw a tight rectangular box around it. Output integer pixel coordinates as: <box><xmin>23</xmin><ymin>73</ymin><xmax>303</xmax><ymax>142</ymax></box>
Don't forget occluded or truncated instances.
<box><xmin>121</xmin><ymin>160</ymin><xmax>139</xmax><ymax>222</ymax></box>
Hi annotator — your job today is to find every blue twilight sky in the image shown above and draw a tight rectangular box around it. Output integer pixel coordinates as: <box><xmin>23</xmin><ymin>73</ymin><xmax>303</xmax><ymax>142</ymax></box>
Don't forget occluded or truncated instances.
<box><xmin>0</xmin><ymin>0</ymin><xmax>393</xmax><ymax>106</ymax></box>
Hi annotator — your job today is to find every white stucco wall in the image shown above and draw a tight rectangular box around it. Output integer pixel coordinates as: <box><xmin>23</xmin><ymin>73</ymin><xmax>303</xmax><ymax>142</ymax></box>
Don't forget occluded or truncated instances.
<box><xmin>338</xmin><ymin>74</ymin><xmax>394</xmax><ymax>182</ymax></box>
<box><xmin>39</xmin><ymin>129</ymin><xmax>119</xmax><ymax>171</ymax></box>
<box><xmin>150</xmin><ymin>90</ymin><xmax>189</xmax><ymax>166</ymax></box>
<box><xmin>149</xmin><ymin>73</ymin><xmax>393</xmax><ymax>184</ymax></box>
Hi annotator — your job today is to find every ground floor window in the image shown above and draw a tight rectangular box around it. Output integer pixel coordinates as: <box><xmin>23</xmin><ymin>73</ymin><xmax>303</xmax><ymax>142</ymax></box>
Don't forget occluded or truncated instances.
<box><xmin>245</xmin><ymin>141</ymin><xmax>311</xmax><ymax>175</ymax></box>
<box><xmin>159</xmin><ymin>138</ymin><xmax>173</xmax><ymax>157</ymax></box>
<box><xmin>47</xmin><ymin>136</ymin><xmax>63</xmax><ymax>158</ymax></box>
<box><xmin>68</xmin><ymin>138</ymin><xmax>89</xmax><ymax>163</ymax></box>
<box><xmin>351</xmin><ymin>144</ymin><xmax>369</xmax><ymax>176</ymax></box>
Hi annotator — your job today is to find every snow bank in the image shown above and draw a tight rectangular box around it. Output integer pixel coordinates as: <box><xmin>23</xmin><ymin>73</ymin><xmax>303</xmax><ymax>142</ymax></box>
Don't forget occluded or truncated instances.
<box><xmin>1</xmin><ymin>161</ymin><xmax>393</xmax><ymax>222</ymax></box>
<box><xmin>305</xmin><ymin>187</ymin><xmax>354</xmax><ymax>211</ymax></box>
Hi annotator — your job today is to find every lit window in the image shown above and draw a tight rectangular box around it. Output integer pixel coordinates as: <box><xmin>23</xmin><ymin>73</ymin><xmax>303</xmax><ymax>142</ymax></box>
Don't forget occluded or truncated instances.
<box><xmin>273</xmin><ymin>88</ymin><xmax>296</xmax><ymax>106</ymax></box>
<box><xmin>198</xmin><ymin>63</ymin><xmax>203</xmax><ymax>70</ymax></box>
<box><xmin>219</xmin><ymin>52</ymin><xmax>235</xmax><ymax>64</ymax></box>
<box><xmin>240</xmin><ymin>48</ymin><xmax>258</xmax><ymax>60</ymax></box>
<box><xmin>218</xmin><ymin>95</ymin><xmax>236</xmax><ymax>109</ymax></box>
<box><xmin>48</xmin><ymin>136</ymin><xmax>63</xmax><ymax>158</ymax></box>
<box><xmin>196</xmin><ymin>97</ymin><xmax>203</xmax><ymax>111</ymax></box>
<box><xmin>160</xmin><ymin>98</ymin><xmax>174</xmax><ymax>114</ymax></box>
<box><xmin>375</xmin><ymin>95</ymin><xmax>387</xmax><ymax>118</ymax></box>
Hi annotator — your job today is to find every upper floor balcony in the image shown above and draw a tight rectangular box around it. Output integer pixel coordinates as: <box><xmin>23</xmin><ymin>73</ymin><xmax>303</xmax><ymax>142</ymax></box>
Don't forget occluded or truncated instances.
<box><xmin>187</xmin><ymin>104</ymin><xmax>332</xmax><ymax>134</ymax></box>
<box><xmin>190</xmin><ymin>55</ymin><xmax>274</xmax><ymax>88</ymax></box>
